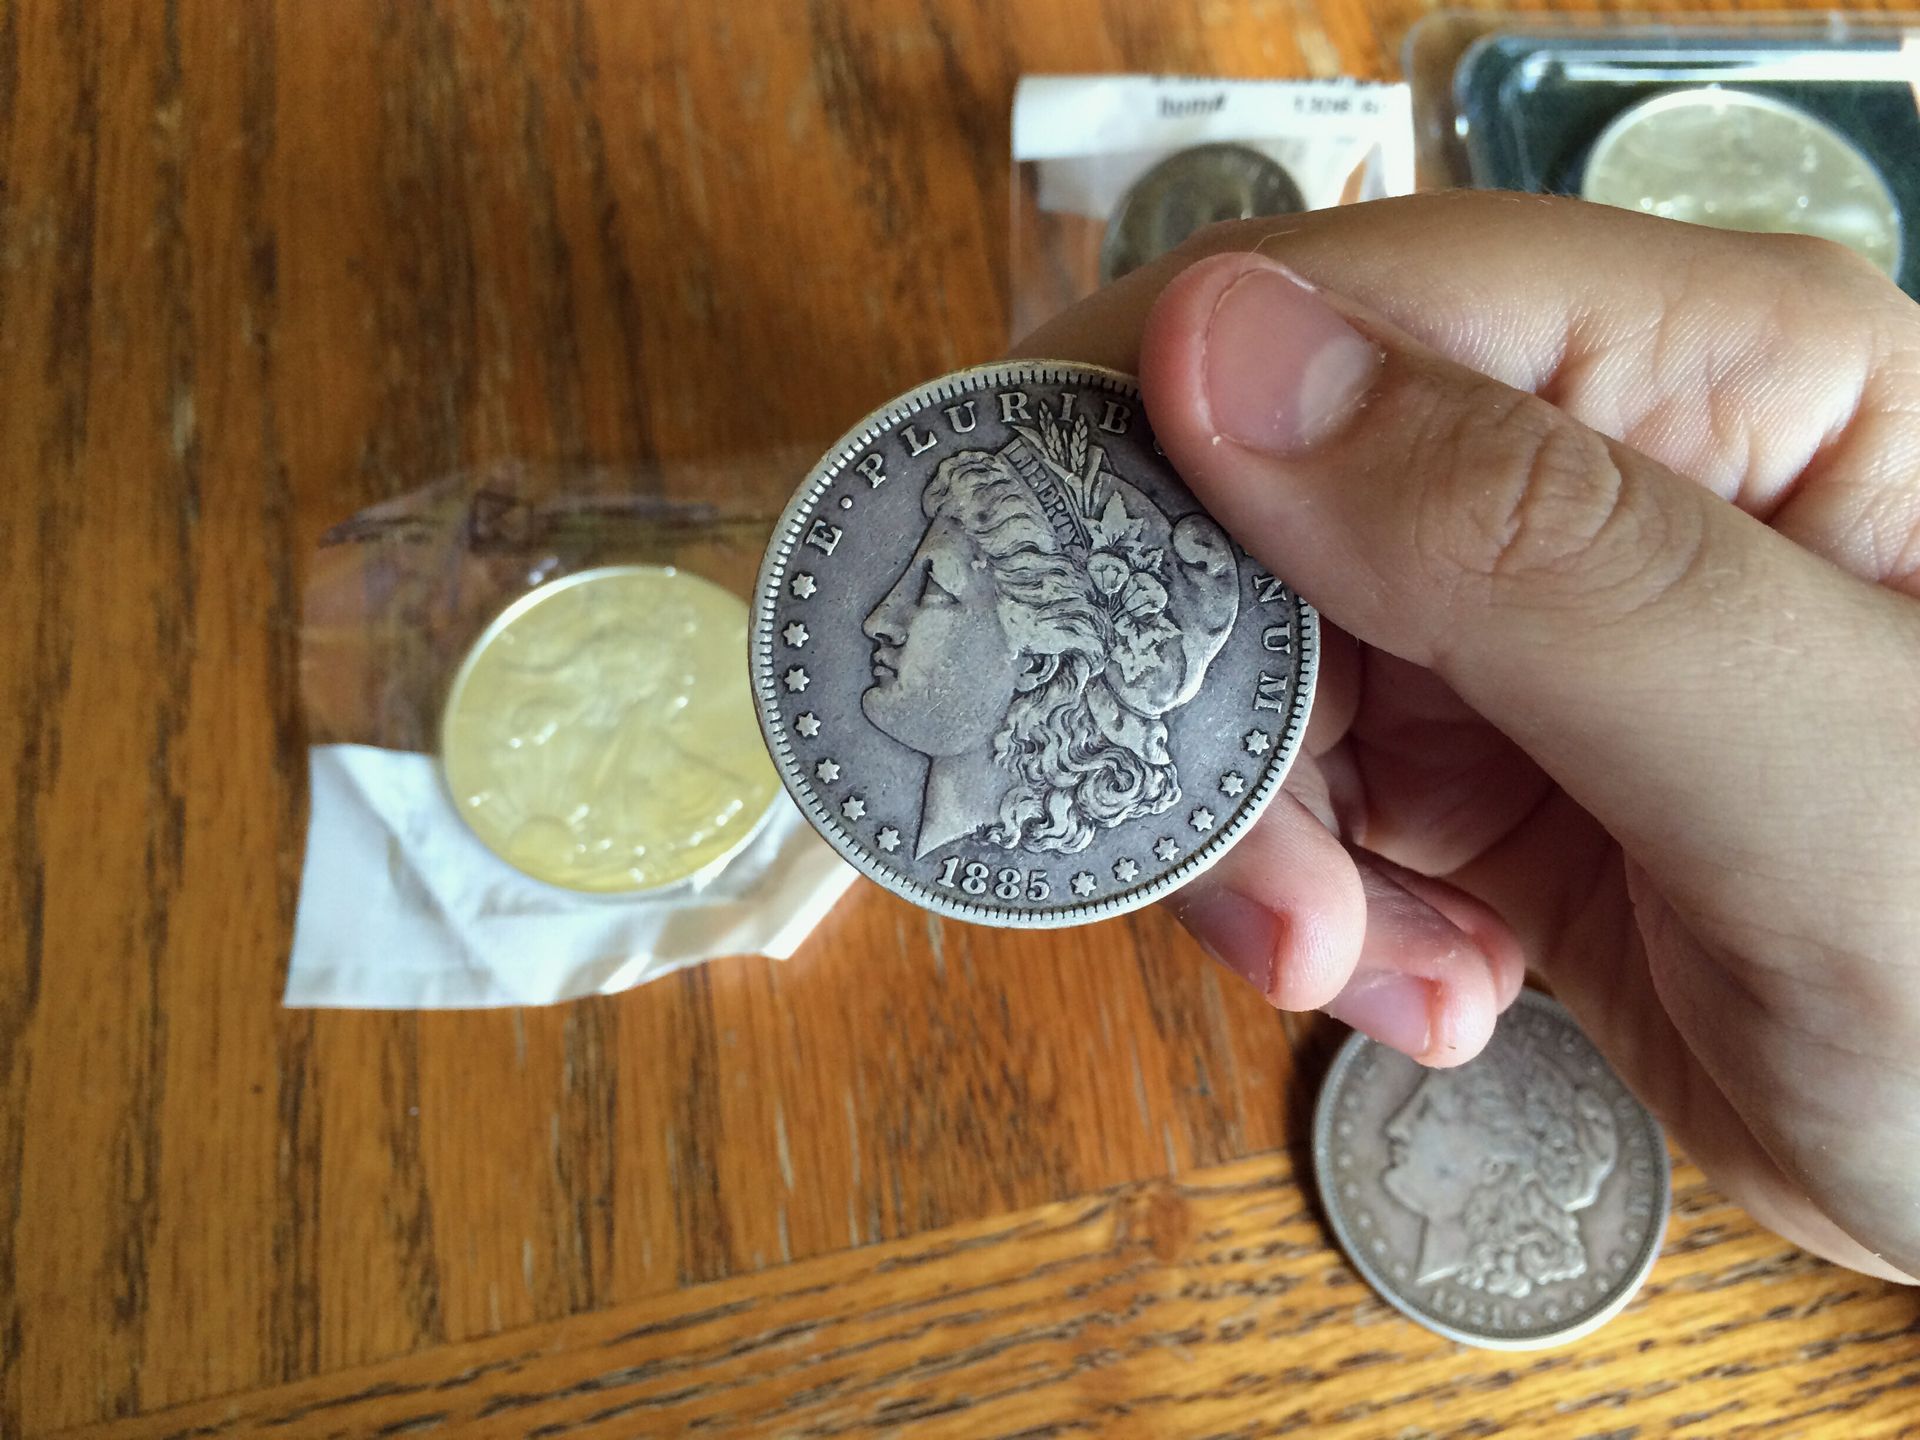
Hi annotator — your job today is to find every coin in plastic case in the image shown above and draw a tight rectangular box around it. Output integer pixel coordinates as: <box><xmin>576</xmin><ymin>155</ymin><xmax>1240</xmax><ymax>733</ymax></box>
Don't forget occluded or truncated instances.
<box><xmin>1580</xmin><ymin>87</ymin><xmax>1902</xmax><ymax>279</ymax></box>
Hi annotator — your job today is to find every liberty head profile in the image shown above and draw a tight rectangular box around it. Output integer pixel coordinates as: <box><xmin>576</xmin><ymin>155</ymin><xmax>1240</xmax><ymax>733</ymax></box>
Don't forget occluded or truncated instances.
<box><xmin>1381</xmin><ymin>1022</ymin><xmax>1621</xmax><ymax>1299</ymax></box>
<box><xmin>860</xmin><ymin>402</ymin><xmax>1239</xmax><ymax>858</ymax></box>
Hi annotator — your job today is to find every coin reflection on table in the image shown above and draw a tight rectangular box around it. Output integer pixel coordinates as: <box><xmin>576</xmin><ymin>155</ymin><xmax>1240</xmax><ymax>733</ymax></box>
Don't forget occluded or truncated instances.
<box><xmin>441</xmin><ymin>565</ymin><xmax>780</xmax><ymax>894</ymax></box>
<box><xmin>1313</xmin><ymin>989</ymin><xmax>1669</xmax><ymax>1350</ymax></box>
<box><xmin>1101</xmin><ymin>142</ymin><xmax>1307</xmax><ymax>283</ymax></box>
<box><xmin>1581</xmin><ymin>87</ymin><xmax>1902</xmax><ymax>279</ymax></box>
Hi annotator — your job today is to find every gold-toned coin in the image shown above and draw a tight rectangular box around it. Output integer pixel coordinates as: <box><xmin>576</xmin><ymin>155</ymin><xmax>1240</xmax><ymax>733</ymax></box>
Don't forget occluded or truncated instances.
<box><xmin>442</xmin><ymin>566</ymin><xmax>779</xmax><ymax>894</ymax></box>
<box><xmin>1581</xmin><ymin>88</ymin><xmax>1902</xmax><ymax>279</ymax></box>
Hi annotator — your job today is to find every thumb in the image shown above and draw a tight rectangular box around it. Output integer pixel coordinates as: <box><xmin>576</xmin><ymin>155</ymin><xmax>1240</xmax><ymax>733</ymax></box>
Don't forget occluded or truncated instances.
<box><xmin>1139</xmin><ymin>251</ymin><xmax>1916</xmax><ymax>928</ymax></box>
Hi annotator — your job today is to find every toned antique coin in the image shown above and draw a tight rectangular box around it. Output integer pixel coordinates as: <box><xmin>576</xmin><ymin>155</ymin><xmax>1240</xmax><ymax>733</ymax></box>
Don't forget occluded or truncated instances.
<box><xmin>1313</xmin><ymin>990</ymin><xmax>1669</xmax><ymax>1349</ymax></box>
<box><xmin>1101</xmin><ymin>143</ymin><xmax>1307</xmax><ymax>283</ymax></box>
<box><xmin>442</xmin><ymin>566</ymin><xmax>780</xmax><ymax>894</ymax></box>
<box><xmin>752</xmin><ymin>362</ymin><xmax>1316</xmax><ymax>928</ymax></box>
<box><xmin>1581</xmin><ymin>87</ymin><xmax>1902</xmax><ymax>278</ymax></box>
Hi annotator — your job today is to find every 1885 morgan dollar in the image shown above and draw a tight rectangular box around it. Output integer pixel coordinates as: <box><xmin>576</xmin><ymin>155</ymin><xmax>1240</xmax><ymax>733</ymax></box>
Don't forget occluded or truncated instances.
<box><xmin>752</xmin><ymin>363</ymin><xmax>1316</xmax><ymax>927</ymax></box>
<box><xmin>1313</xmin><ymin>990</ymin><xmax>1669</xmax><ymax>1349</ymax></box>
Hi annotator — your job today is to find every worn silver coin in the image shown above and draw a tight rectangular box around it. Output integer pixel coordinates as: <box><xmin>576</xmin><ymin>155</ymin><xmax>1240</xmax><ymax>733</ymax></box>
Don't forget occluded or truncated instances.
<box><xmin>1582</xmin><ymin>87</ymin><xmax>1903</xmax><ymax>279</ymax></box>
<box><xmin>1313</xmin><ymin>990</ymin><xmax>1669</xmax><ymax>1349</ymax></box>
<box><xmin>752</xmin><ymin>362</ymin><xmax>1316</xmax><ymax>928</ymax></box>
<box><xmin>1101</xmin><ymin>143</ymin><xmax>1307</xmax><ymax>283</ymax></box>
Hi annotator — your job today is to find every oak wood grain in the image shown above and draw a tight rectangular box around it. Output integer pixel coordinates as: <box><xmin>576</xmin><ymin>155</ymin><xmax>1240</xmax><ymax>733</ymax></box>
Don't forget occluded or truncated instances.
<box><xmin>3</xmin><ymin>0</ymin><xmax>1914</xmax><ymax>1435</ymax></box>
<box><xmin>45</xmin><ymin>1153</ymin><xmax>1920</xmax><ymax>1440</ymax></box>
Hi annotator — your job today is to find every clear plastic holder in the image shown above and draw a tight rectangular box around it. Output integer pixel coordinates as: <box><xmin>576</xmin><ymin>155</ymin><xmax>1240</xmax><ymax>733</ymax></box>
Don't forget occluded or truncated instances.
<box><xmin>290</xmin><ymin>461</ymin><xmax>857</xmax><ymax>1009</ymax></box>
<box><xmin>1406</xmin><ymin>11</ymin><xmax>1920</xmax><ymax>298</ymax></box>
<box><xmin>1009</xmin><ymin>75</ymin><xmax>1415</xmax><ymax>340</ymax></box>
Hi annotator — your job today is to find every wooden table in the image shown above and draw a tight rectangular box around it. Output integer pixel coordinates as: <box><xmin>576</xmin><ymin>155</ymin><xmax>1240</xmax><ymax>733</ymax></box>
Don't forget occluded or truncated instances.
<box><xmin>4</xmin><ymin>2</ymin><xmax>1916</xmax><ymax>1435</ymax></box>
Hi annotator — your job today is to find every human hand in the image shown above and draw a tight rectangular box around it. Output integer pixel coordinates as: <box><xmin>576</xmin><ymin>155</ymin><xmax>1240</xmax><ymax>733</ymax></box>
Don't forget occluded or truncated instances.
<box><xmin>1015</xmin><ymin>194</ymin><xmax>1920</xmax><ymax>1283</ymax></box>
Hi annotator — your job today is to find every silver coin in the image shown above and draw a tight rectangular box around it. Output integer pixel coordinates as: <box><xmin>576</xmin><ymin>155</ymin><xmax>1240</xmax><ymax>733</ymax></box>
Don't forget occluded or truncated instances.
<box><xmin>1312</xmin><ymin>990</ymin><xmax>1669</xmax><ymax>1349</ymax></box>
<box><xmin>752</xmin><ymin>362</ymin><xmax>1316</xmax><ymax>928</ymax></box>
<box><xmin>1102</xmin><ymin>143</ymin><xmax>1307</xmax><ymax>283</ymax></box>
<box><xmin>1582</xmin><ymin>87</ymin><xmax>1903</xmax><ymax>279</ymax></box>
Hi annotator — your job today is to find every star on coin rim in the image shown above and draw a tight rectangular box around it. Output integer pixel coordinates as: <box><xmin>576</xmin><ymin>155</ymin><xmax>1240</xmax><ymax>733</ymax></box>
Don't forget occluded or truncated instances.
<box><xmin>749</xmin><ymin>360</ymin><xmax>1319</xmax><ymax>929</ymax></box>
<box><xmin>1310</xmin><ymin>989</ymin><xmax>1670</xmax><ymax>1351</ymax></box>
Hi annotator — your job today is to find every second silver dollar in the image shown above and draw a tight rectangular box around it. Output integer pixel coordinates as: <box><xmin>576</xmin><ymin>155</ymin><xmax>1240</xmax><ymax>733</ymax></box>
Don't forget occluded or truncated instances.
<box><xmin>1314</xmin><ymin>990</ymin><xmax>1670</xmax><ymax>1349</ymax></box>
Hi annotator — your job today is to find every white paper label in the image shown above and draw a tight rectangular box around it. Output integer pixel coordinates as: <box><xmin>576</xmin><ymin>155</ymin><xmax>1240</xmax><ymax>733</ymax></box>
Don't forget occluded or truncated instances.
<box><xmin>1013</xmin><ymin>74</ymin><xmax>1412</xmax><ymax>162</ymax></box>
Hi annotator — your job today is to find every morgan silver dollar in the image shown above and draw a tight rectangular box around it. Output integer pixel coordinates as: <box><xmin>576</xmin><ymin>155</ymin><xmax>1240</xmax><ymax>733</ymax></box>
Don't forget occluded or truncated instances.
<box><xmin>751</xmin><ymin>362</ymin><xmax>1316</xmax><ymax>927</ymax></box>
<box><xmin>1313</xmin><ymin>990</ymin><xmax>1670</xmax><ymax>1350</ymax></box>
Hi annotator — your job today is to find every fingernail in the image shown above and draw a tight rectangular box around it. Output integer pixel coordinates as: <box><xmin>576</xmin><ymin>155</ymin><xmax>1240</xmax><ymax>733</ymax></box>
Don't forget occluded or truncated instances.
<box><xmin>1324</xmin><ymin>972</ymin><xmax>1434</xmax><ymax>1058</ymax></box>
<box><xmin>1174</xmin><ymin>886</ymin><xmax>1281</xmax><ymax>1002</ymax></box>
<box><xmin>1204</xmin><ymin>260</ymin><xmax>1381</xmax><ymax>453</ymax></box>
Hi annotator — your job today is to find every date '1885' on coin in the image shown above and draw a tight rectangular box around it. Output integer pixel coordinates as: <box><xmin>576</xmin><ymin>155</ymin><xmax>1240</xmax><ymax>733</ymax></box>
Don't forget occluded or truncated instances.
<box><xmin>752</xmin><ymin>362</ymin><xmax>1316</xmax><ymax>927</ymax></box>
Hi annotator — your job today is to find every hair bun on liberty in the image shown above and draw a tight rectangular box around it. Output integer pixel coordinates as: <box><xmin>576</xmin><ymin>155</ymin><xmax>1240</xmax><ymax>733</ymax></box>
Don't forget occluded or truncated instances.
<box><xmin>1084</xmin><ymin>475</ymin><xmax>1239</xmax><ymax>720</ymax></box>
<box><xmin>994</xmin><ymin>404</ymin><xmax>1240</xmax><ymax>750</ymax></box>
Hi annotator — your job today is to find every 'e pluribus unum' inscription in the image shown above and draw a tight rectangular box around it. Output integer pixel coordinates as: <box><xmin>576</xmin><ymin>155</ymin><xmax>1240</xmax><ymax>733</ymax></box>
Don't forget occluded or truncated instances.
<box><xmin>867</xmin><ymin>391</ymin><xmax>1140</xmax><ymax>488</ymax></box>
